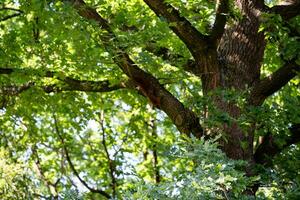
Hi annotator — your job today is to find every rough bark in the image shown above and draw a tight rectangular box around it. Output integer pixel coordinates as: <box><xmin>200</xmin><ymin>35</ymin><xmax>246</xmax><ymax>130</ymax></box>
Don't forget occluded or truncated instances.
<box><xmin>212</xmin><ymin>0</ymin><xmax>266</xmax><ymax>162</ymax></box>
<box><xmin>2</xmin><ymin>0</ymin><xmax>296</xmax><ymax>163</ymax></box>
<box><xmin>212</xmin><ymin>3</ymin><xmax>299</xmax><ymax>193</ymax></box>
<box><xmin>141</xmin><ymin>0</ymin><xmax>267</xmax><ymax>164</ymax></box>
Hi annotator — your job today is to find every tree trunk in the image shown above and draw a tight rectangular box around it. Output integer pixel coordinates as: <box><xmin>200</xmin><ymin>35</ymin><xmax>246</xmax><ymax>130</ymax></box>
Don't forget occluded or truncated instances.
<box><xmin>201</xmin><ymin>1</ymin><xmax>266</xmax><ymax>165</ymax></box>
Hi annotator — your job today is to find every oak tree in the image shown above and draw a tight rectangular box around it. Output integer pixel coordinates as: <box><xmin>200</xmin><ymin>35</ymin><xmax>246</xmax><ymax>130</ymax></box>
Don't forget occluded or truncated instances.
<box><xmin>0</xmin><ymin>0</ymin><xmax>299</xmax><ymax>199</ymax></box>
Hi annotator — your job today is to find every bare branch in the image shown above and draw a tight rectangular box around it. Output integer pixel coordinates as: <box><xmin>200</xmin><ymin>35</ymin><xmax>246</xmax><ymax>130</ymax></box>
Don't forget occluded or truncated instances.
<box><xmin>142</xmin><ymin>0</ymin><xmax>209</xmax><ymax>57</ymax></box>
<box><xmin>0</xmin><ymin>82</ymin><xmax>34</xmax><ymax>96</ymax></box>
<box><xmin>53</xmin><ymin>115</ymin><xmax>111</xmax><ymax>199</ymax></box>
<box><xmin>67</xmin><ymin>0</ymin><xmax>204</xmax><ymax>138</ymax></box>
<box><xmin>249</xmin><ymin>59</ymin><xmax>299</xmax><ymax>106</ymax></box>
<box><xmin>211</xmin><ymin>0</ymin><xmax>230</xmax><ymax>46</ymax></box>
<box><xmin>254</xmin><ymin>124</ymin><xmax>300</xmax><ymax>165</ymax></box>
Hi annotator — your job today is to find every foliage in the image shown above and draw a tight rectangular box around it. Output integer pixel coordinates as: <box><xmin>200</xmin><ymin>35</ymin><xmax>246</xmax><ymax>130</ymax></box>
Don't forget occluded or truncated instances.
<box><xmin>256</xmin><ymin>145</ymin><xmax>300</xmax><ymax>200</ymax></box>
<box><xmin>0</xmin><ymin>0</ymin><xmax>299</xmax><ymax>199</ymax></box>
<box><xmin>0</xmin><ymin>148</ymin><xmax>34</xmax><ymax>200</ymax></box>
<box><xmin>124</xmin><ymin>137</ymin><xmax>254</xmax><ymax>200</ymax></box>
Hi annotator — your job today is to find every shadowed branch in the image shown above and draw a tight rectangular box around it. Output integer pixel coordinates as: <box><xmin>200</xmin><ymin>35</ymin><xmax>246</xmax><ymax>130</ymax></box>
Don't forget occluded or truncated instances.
<box><xmin>254</xmin><ymin>124</ymin><xmax>300</xmax><ymax>165</ymax></box>
<box><xmin>249</xmin><ymin>59</ymin><xmax>299</xmax><ymax>106</ymax></box>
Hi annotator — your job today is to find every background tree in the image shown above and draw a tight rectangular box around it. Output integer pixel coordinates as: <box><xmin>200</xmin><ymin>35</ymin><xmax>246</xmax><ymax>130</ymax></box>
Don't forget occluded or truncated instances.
<box><xmin>0</xmin><ymin>0</ymin><xmax>299</xmax><ymax>199</ymax></box>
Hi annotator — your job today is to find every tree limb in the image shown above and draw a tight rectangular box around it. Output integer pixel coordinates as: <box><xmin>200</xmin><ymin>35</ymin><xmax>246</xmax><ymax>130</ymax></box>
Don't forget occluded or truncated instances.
<box><xmin>0</xmin><ymin>68</ymin><xmax>14</xmax><ymax>74</ymax></box>
<box><xmin>267</xmin><ymin>0</ymin><xmax>300</xmax><ymax>20</ymax></box>
<box><xmin>0</xmin><ymin>6</ymin><xmax>24</xmax><ymax>22</ymax></box>
<box><xmin>0</xmin><ymin>82</ymin><xmax>34</xmax><ymax>96</ymax></box>
<box><xmin>53</xmin><ymin>115</ymin><xmax>111</xmax><ymax>199</ymax></box>
<box><xmin>210</xmin><ymin>0</ymin><xmax>230</xmax><ymax>46</ymax></box>
<box><xmin>254</xmin><ymin>124</ymin><xmax>300</xmax><ymax>166</ymax></box>
<box><xmin>0</xmin><ymin>67</ymin><xmax>126</xmax><ymax>94</ymax></box>
<box><xmin>67</xmin><ymin>0</ymin><xmax>204</xmax><ymax>138</ymax></box>
<box><xmin>249</xmin><ymin>59</ymin><xmax>299</xmax><ymax>106</ymax></box>
<box><xmin>142</xmin><ymin>0</ymin><xmax>209</xmax><ymax>57</ymax></box>
<box><xmin>0</xmin><ymin>12</ymin><xmax>22</xmax><ymax>22</ymax></box>
<box><xmin>0</xmin><ymin>81</ymin><xmax>124</xmax><ymax>98</ymax></box>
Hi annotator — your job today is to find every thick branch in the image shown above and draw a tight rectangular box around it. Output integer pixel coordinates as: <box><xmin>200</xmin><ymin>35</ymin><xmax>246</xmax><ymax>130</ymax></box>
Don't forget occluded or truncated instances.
<box><xmin>142</xmin><ymin>0</ymin><xmax>209</xmax><ymax>56</ymax></box>
<box><xmin>58</xmin><ymin>77</ymin><xmax>124</xmax><ymax>93</ymax></box>
<box><xmin>267</xmin><ymin>1</ymin><xmax>300</xmax><ymax>20</ymax></box>
<box><xmin>53</xmin><ymin>115</ymin><xmax>111</xmax><ymax>199</ymax></box>
<box><xmin>68</xmin><ymin>0</ymin><xmax>204</xmax><ymax>138</ymax></box>
<box><xmin>249</xmin><ymin>60</ymin><xmax>299</xmax><ymax>106</ymax></box>
<box><xmin>210</xmin><ymin>0</ymin><xmax>229</xmax><ymax>46</ymax></box>
<box><xmin>115</xmin><ymin>51</ymin><xmax>203</xmax><ymax>138</ymax></box>
<box><xmin>254</xmin><ymin>124</ymin><xmax>300</xmax><ymax>165</ymax></box>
